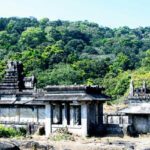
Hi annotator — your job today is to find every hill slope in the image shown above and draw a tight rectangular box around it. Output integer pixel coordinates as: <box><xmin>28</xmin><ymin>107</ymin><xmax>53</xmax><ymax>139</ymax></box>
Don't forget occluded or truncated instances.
<box><xmin>0</xmin><ymin>17</ymin><xmax>150</xmax><ymax>100</ymax></box>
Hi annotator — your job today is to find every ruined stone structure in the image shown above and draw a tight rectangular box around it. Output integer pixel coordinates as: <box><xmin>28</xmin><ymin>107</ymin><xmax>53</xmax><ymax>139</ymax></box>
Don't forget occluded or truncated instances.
<box><xmin>0</xmin><ymin>61</ymin><xmax>45</xmax><ymax>134</ymax></box>
<box><xmin>103</xmin><ymin>80</ymin><xmax>150</xmax><ymax>136</ymax></box>
<box><xmin>0</xmin><ymin>61</ymin><xmax>111</xmax><ymax>137</ymax></box>
<box><xmin>119</xmin><ymin>80</ymin><xmax>150</xmax><ymax>135</ymax></box>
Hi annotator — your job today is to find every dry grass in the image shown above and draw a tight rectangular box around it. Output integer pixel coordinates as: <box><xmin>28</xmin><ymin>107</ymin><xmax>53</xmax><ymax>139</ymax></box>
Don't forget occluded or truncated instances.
<box><xmin>103</xmin><ymin>103</ymin><xmax>128</xmax><ymax>114</ymax></box>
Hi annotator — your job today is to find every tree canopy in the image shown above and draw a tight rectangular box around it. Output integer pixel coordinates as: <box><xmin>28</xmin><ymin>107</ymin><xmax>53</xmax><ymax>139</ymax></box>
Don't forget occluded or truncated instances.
<box><xmin>1</xmin><ymin>17</ymin><xmax>150</xmax><ymax>100</ymax></box>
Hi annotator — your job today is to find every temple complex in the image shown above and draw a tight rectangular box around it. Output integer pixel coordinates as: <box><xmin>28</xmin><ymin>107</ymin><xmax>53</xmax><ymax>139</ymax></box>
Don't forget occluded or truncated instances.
<box><xmin>0</xmin><ymin>61</ymin><xmax>111</xmax><ymax>137</ymax></box>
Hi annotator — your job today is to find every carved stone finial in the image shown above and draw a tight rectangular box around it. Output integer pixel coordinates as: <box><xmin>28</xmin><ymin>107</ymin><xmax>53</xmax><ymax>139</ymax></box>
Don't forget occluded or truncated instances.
<box><xmin>143</xmin><ymin>81</ymin><xmax>147</xmax><ymax>89</ymax></box>
<box><xmin>129</xmin><ymin>80</ymin><xmax>134</xmax><ymax>96</ymax></box>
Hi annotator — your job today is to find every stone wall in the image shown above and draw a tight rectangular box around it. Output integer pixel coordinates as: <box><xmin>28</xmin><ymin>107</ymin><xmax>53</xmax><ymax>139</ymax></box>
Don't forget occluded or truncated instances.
<box><xmin>129</xmin><ymin>114</ymin><xmax>150</xmax><ymax>134</ymax></box>
<box><xmin>103</xmin><ymin>113</ymin><xmax>128</xmax><ymax>124</ymax></box>
<box><xmin>0</xmin><ymin>107</ymin><xmax>131</xmax><ymax>136</ymax></box>
<box><xmin>103</xmin><ymin>113</ymin><xmax>129</xmax><ymax>135</ymax></box>
<box><xmin>0</xmin><ymin>106</ymin><xmax>45</xmax><ymax>124</ymax></box>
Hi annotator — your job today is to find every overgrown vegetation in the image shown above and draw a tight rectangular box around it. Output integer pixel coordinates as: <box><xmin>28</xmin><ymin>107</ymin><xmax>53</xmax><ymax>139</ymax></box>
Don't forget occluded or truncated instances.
<box><xmin>49</xmin><ymin>127</ymin><xmax>75</xmax><ymax>141</ymax></box>
<box><xmin>1</xmin><ymin>17</ymin><xmax>150</xmax><ymax>101</ymax></box>
<box><xmin>0</xmin><ymin>125</ymin><xmax>26</xmax><ymax>137</ymax></box>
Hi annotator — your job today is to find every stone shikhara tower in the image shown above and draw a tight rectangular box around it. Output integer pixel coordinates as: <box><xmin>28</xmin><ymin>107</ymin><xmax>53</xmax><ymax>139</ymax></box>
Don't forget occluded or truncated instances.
<box><xmin>0</xmin><ymin>61</ymin><xmax>111</xmax><ymax>137</ymax></box>
<box><xmin>0</xmin><ymin>61</ymin><xmax>36</xmax><ymax>93</ymax></box>
<box><xmin>0</xmin><ymin>61</ymin><xmax>23</xmax><ymax>92</ymax></box>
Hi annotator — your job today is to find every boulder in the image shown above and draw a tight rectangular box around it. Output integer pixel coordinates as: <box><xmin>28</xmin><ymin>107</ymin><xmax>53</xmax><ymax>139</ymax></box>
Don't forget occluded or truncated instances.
<box><xmin>0</xmin><ymin>142</ymin><xmax>20</xmax><ymax>150</ymax></box>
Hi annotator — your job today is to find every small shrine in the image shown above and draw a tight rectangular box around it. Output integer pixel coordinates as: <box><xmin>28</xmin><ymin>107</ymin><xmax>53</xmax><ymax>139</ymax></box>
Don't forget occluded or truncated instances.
<box><xmin>119</xmin><ymin>80</ymin><xmax>150</xmax><ymax>134</ymax></box>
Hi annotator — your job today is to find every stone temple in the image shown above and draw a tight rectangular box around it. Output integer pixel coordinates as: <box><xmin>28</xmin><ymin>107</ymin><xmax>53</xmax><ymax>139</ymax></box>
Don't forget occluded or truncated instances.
<box><xmin>0</xmin><ymin>61</ymin><xmax>111</xmax><ymax>137</ymax></box>
<box><xmin>119</xmin><ymin>80</ymin><xmax>150</xmax><ymax>135</ymax></box>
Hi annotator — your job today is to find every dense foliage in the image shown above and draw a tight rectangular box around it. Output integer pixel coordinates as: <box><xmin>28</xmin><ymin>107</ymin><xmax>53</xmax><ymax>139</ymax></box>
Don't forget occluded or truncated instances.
<box><xmin>1</xmin><ymin>17</ymin><xmax>150</xmax><ymax>100</ymax></box>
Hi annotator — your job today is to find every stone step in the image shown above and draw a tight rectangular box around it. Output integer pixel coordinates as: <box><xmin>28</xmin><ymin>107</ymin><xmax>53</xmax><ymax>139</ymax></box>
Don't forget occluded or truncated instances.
<box><xmin>2</xmin><ymin>79</ymin><xmax>19</xmax><ymax>82</ymax></box>
<box><xmin>0</xmin><ymin>90</ymin><xmax>19</xmax><ymax>94</ymax></box>
<box><xmin>5</xmin><ymin>76</ymin><xmax>19</xmax><ymax>79</ymax></box>
<box><xmin>1</xmin><ymin>82</ymin><xmax>18</xmax><ymax>85</ymax></box>
<box><xmin>0</xmin><ymin>86</ymin><xmax>19</xmax><ymax>89</ymax></box>
<box><xmin>0</xmin><ymin>83</ymin><xmax>19</xmax><ymax>86</ymax></box>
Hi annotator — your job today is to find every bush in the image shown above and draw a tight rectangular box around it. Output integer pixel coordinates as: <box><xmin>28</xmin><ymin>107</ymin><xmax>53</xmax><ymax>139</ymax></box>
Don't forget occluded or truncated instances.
<box><xmin>0</xmin><ymin>125</ymin><xmax>26</xmax><ymax>138</ymax></box>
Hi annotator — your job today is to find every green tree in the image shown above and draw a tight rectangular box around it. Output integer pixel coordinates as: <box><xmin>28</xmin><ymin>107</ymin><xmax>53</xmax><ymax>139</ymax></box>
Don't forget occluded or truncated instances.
<box><xmin>109</xmin><ymin>53</ymin><xmax>130</xmax><ymax>75</ymax></box>
<box><xmin>42</xmin><ymin>45</ymin><xmax>64</xmax><ymax>69</ymax></box>
<box><xmin>48</xmin><ymin>63</ymin><xmax>83</xmax><ymax>85</ymax></box>
<box><xmin>19</xmin><ymin>27</ymin><xmax>45</xmax><ymax>49</ymax></box>
<box><xmin>45</xmin><ymin>27</ymin><xmax>61</xmax><ymax>42</ymax></box>
<box><xmin>0</xmin><ymin>61</ymin><xmax>6</xmax><ymax>82</ymax></box>
<box><xmin>21</xmin><ymin>48</ymin><xmax>42</xmax><ymax>75</ymax></box>
<box><xmin>142</xmin><ymin>49</ymin><xmax>150</xmax><ymax>69</ymax></box>
<box><xmin>39</xmin><ymin>18</ymin><xmax>49</xmax><ymax>29</ymax></box>
<box><xmin>64</xmin><ymin>39</ymin><xmax>86</xmax><ymax>54</ymax></box>
<box><xmin>0</xmin><ymin>31</ymin><xmax>11</xmax><ymax>49</ymax></box>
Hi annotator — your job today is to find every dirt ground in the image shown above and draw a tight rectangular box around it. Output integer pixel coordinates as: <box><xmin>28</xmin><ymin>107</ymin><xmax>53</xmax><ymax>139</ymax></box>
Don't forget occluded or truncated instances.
<box><xmin>2</xmin><ymin>134</ymin><xmax>150</xmax><ymax>150</ymax></box>
<box><xmin>34</xmin><ymin>135</ymin><xmax>150</xmax><ymax>150</ymax></box>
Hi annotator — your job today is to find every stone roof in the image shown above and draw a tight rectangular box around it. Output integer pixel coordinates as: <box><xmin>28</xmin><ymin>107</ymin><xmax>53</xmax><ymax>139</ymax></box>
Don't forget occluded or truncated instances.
<box><xmin>118</xmin><ymin>104</ymin><xmax>150</xmax><ymax>114</ymax></box>
<box><xmin>128</xmin><ymin>95</ymin><xmax>150</xmax><ymax>100</ymax></box>
<box><xmin>0</xmin><ymin>91</ymin><xmax>34</xmax><ymax>95</ymax></box>
<box><xmin>44</xmin><ymin>85</ymin><xmax>104</xmax><ymax>93</ymax></box>
<box><xmin>0</xmin><ymin>99</ymin><xmax>44</xmax><ymax>105</ymax></box>
<box><xmin>37</xmin><ymin>85</ymin><xmax>111</xmax><ymax>102</ymax></box>
<box><xmin>36</xmin><ymin>94</ymin><xmax>110</xmax><ymax>102</ymax></box>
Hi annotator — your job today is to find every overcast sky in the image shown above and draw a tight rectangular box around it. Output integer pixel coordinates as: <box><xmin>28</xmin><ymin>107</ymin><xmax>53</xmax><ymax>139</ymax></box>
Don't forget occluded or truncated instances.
<box><xmin>0</xmin><ymin>0</ymin><xmax>150</xmax><ymax>28</ymax></box>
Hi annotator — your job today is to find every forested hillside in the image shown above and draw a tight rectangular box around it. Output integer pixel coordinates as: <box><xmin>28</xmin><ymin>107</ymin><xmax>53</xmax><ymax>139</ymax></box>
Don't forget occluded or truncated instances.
<box><xmin>0</xmin><ymin>17</ymin><xmax>150</xmax><ymax>100</ymax></box>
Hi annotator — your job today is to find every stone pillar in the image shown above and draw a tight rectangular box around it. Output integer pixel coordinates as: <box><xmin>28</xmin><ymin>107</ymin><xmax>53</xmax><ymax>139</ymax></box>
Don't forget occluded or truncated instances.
<box><xmin>53</xmin><ymin>104</ymin><xmax>61</xmax><ymax>124</ymax></box>
<box><xmin>81</xmin><ymin>103</ymin><xmax>88</xmax><ymax>137</ymax></box>
<box><xmin>16</xmin><ymin>107</ymin><xmax>20</xmax><ymax>122</ymax></box>
<box><xmin>33</xmin><ymin>107</ymin><xmax>38</xmax><ymax>122</ymax></box>
<box><xmin>75</xmin><ymin>106</ymin><xmax>81</xmax><ymax>125</ymax></box>
<box><xmin>63</xmin><ymin>103</ymin><xmax>68</xmax><ymax>126</ymax></box>
<box><xmin>90</xmin><ymin>103</ymin><xmax>96</xmax><ymax>124</ymax></box>
<box><xmin>70</xmin><ymin>106</ymin><xmax>74</xmax><ymax>126</ymax></box>
<box><xmin>36</xmin><ymin>107</ymin><xmax>38</xmax><ymax>122</ymax></box>
<box><xmin>45</xmin><ymin>103</ymin><xmax>52</xmax><ymax>137</ymax></box>
<box><xmin>129</xmin><ymin>115</ymin><xmax>133</xmax><ymax>125</ymax></box>
<box><xmin>98</xmin><ymin>103</ymin><xmax>103</xmax><ymax>125</ymax></box>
